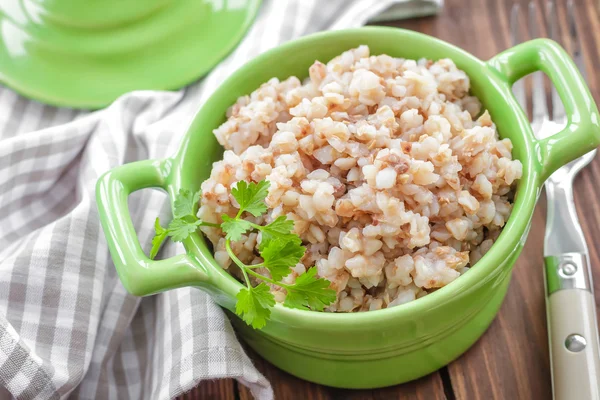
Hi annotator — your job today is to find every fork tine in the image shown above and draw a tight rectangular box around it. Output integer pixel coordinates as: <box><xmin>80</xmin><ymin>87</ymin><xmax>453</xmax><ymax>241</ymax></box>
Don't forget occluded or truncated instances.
<box><xmin>567</xmin><ymin>0</ymin><xmax>596</xmax><ymax>159</ymax></box>
<box><xmin>529</xmin><ymin>2</ymin><xmax>549</xmax><ymax>125</ymax></box>
<box><xmin>511</xmin><ymin>4</ymin><xmax>527</xmax><ymax>114</ymax></box>
<box><xmin>547</xmin><ymin>0</ymin><xmax>566</xmax><ymax>123</ymax></box>
<box><xmin>568</xmin><ymin>0</ymin><xmax>587</xmax><ymax>80</ymax></box>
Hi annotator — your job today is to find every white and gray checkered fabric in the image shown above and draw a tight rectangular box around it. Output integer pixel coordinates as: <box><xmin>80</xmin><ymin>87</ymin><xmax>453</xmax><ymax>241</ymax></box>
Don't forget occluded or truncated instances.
<box><xmin>0</xmin><ymin>0</ymin><xmax>441</xmax><ymax>398</ymax></box>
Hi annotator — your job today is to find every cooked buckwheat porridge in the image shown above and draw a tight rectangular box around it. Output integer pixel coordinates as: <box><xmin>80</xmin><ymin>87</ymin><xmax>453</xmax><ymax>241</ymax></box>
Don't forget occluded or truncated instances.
<box><xmin>198</xmin><ymin>45</ymin><xmax>522</xmax><ymax>312</ymax></box>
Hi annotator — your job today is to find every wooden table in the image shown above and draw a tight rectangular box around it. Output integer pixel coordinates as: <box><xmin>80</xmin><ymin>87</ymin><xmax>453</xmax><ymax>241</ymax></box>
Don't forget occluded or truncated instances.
<box><xmin>181</xmin><ymin>0</ymin><xmax>600</xmax><ymax>398</ymax></box>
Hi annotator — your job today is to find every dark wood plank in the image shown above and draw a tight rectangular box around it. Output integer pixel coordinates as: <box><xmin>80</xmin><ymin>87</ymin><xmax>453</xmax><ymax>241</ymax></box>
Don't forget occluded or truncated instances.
<box><xmin>179</xmin><ymin>379</ymin><xmax>236</xmax><ymax>400</ymax></box>
<box><xmin>236</xmin><ymin>345</ymin><xmax>447</xmax><ymax>400</ymax></box>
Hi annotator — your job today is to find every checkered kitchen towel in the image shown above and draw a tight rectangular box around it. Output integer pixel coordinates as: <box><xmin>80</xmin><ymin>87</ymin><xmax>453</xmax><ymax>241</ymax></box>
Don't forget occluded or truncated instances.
<box><xmin>0</xmin><ymin>0</ymin><xmax>441</xmax><ymax>398</ymax></box>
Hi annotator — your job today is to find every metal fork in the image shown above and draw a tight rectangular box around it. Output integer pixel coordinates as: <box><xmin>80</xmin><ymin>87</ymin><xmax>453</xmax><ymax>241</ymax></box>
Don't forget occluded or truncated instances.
<box><xmin>511</xmin><ymin>1</ymin><xmax>600</xmax><ymax>398</ymax></box>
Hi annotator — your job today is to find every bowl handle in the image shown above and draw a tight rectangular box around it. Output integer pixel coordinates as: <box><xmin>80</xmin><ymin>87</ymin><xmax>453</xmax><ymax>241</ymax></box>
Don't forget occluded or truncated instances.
<box><xmin>96</xmin><ymin>159</ymin><xmax>210</xmax><ymax>296</ymax></box>
<box><xmin>487</xmin><ymin>38</ymin><xmax>600</xmax><ymax>183</ymax></box>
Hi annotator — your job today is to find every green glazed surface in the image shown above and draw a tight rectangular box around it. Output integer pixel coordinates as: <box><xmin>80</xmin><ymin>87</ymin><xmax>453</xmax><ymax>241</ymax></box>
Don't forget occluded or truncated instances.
<box><xmin>0</xmin><ymin>0</ymin><xmax>261</xmax><ymax>109</ymax></box>
<box><xmin>96</xmin><ymin>27</ymin><xmax>600</xmax><ymax>388</ymax></box>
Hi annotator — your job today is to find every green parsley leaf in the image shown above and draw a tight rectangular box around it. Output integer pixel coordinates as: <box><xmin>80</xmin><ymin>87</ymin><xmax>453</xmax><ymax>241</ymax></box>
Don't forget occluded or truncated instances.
<box><xmin>150</xmin><ymin>218</ymin><xmax>168</xmax><ymax>259</ymax></box>
<box><xmin>221</xmin><ymin>215</ymin><xmax>253</xmax><ymax>241</ymax></box>
<box><xmin>231</xmin><ymin>180</ymin><xmax>270</xmax><ymax>217</ymax></box>
<box><xmin>258</xmin><ymin>216</ymin><xmax>301</xmax><ymax>251</ymax></box>
<box><xmin>260</xmin><ymin>239</ymin><xmax>305</xmax><ymax>281</ymax></box>
<box><xmin>173</xmin><ymin>189</ymin><xmax>201</xmax><ymax>219</ymax></box>
<box><xmin>235</xmin><ymin>283</ymin><xmax>275</xmax><ymax>329</ymax></box>
<box><xmin>167</xmin><ymin>218</ymin><xmax>202</xmax><ymax>242</ymax></box>
<box><xmin>283</xmin><ymin>268</ymin><xmax>336</xmax><ymax>311</ymax></box>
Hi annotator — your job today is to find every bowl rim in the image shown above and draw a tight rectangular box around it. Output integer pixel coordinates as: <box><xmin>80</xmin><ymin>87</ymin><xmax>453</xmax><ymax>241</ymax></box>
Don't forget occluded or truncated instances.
<box><xmin>177</xmin><ymin>26</ymin><xmax>539</xmax><ymax>329</ymax></box>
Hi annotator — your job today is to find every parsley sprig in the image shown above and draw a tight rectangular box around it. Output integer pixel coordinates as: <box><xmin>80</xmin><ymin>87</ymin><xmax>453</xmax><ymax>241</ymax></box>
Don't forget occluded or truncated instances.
<box><xmin>150</xmin><ymin>189</ymin><xmax>219</xmax><ymax>259</ymax></box>
<box><xmin>149</xmin><ymin>180</ymin><xmax>336</xmax><ymax>329</ymax></box>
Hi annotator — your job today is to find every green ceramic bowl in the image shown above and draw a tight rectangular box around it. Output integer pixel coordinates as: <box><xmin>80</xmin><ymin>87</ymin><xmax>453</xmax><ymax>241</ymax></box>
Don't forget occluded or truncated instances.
<box><xmin>96</xmin><ymin>27</ymin><xmax>600</xmax><ymax>388</ymax></box>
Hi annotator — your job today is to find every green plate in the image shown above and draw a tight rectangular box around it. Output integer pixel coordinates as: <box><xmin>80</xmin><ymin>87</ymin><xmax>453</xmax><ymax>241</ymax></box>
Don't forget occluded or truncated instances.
<box><xmin>0</xmin><ymin>0</ymin><xmax>262</xmax><ymax>109</ymax></box>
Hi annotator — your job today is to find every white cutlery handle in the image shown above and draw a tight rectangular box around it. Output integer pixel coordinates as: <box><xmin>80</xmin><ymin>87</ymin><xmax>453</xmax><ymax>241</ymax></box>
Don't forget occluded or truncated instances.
<box><xmin>548</xmin><ymin>288</ymin><xmax>600</xmax><ymax>400</ymax></box>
